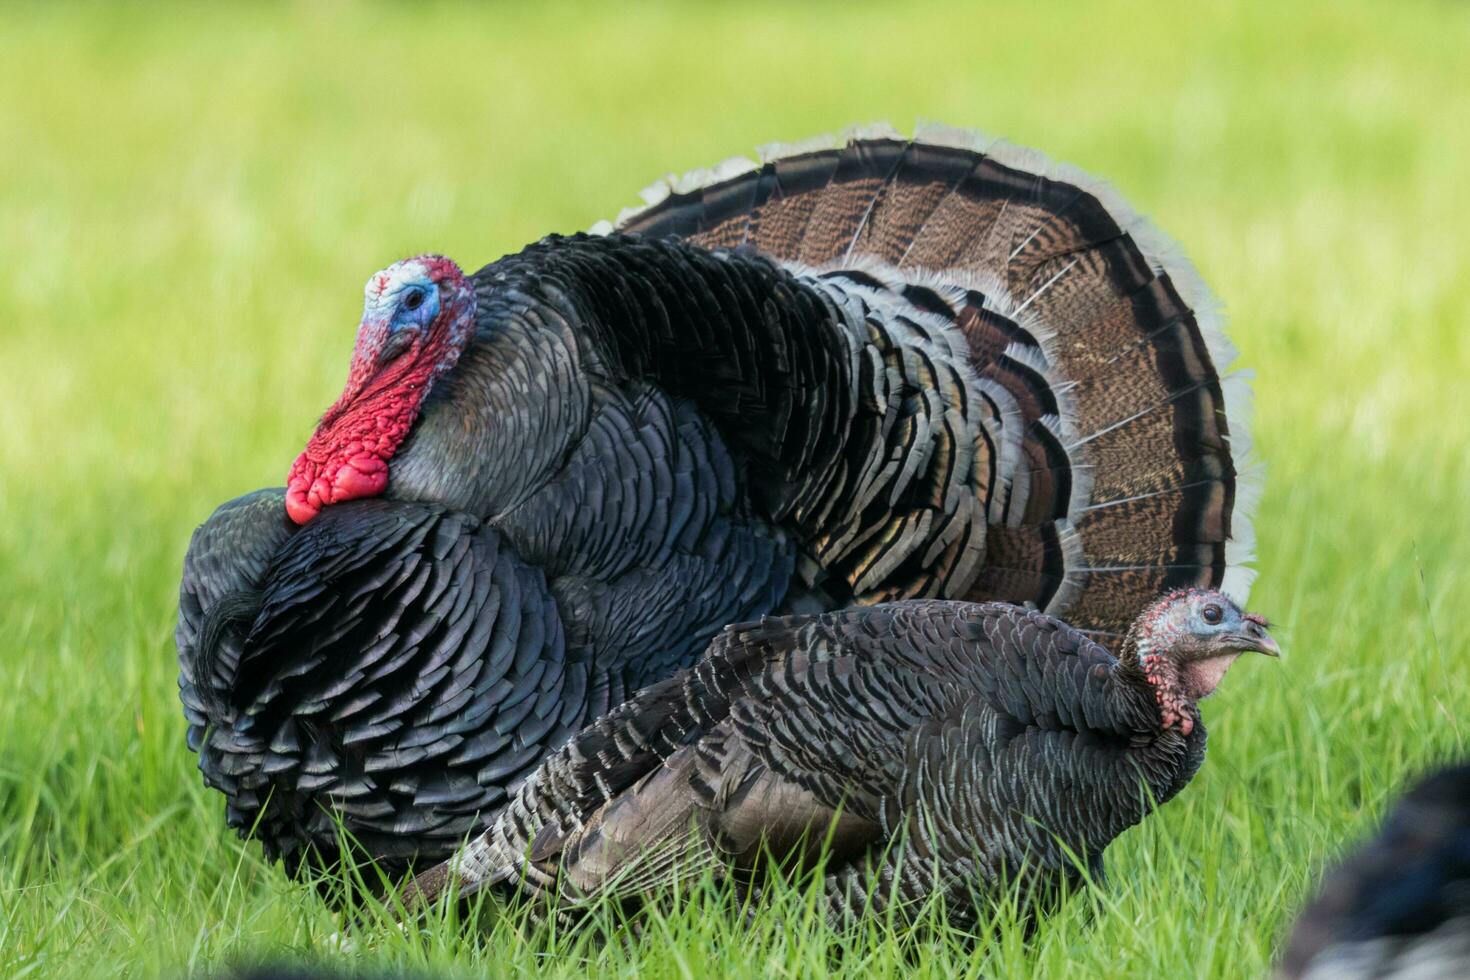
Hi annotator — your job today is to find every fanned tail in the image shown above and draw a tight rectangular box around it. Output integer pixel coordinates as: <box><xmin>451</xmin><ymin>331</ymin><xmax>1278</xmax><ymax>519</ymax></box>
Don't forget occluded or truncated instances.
<box><xmin>597</xmin><ymin>123</ymin><xmax>1256</xmax><ymax>635</ymax></box>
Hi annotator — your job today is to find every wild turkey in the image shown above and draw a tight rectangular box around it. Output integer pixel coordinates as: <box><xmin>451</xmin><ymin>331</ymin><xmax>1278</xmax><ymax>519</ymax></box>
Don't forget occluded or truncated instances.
<box><xmin>403</xmin><ymin>590</ymin><xmax>1278</xmax><ymax>924</ymax></box>
<box><xmin>1278</xmin><ymin>763</ymin><xmax>1470</xmax><ymax>979</ymax></box>
<box><xmin>178</xmin><ymin>124</ymin><xmax>1257</xmax><ymax>877</ymax></box>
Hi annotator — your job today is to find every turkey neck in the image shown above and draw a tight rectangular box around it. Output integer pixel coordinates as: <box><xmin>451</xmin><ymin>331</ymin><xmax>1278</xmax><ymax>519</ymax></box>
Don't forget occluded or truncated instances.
<box><xmin>1100</xmin><ymin>624</ymin><xmax>1208</xmax><ymax>821</ymax></box>
<box><xmin>1116</xmin><ymin>619</ymin><xmax>1198</xmax><ymax>738</ymax></box>
<box><xmin>386</xmin><ymin>234</ymin><xmax>863</xmax><ymax>522</ymax></box>
<box><xmin>385</xmin><ymin>281</ymin><xmax>591</xmax><ymax>519</ymax></box>
<box><xmin>1115</xmin><ymin>620</ymin><xmax>1149</xmax><ymax>682</ymax></box>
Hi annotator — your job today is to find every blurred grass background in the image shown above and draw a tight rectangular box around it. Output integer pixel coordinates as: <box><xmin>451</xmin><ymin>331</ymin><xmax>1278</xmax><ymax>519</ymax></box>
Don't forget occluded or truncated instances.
<box><xmin>2</xmin><ymin>0</ymin><xmax>1468</xmax><ymax>976</ymax></box>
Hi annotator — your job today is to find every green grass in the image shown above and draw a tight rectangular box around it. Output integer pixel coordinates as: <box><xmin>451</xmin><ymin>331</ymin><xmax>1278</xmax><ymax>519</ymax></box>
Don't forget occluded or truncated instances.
<box><xmin>2</xmin><ymin>0</ymin><xmax>1468</xmax><ymax>975</ymax></box>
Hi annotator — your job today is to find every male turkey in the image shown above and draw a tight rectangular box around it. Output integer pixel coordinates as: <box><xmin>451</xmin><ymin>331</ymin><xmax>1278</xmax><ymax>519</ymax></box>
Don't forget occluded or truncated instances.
<box><xmin>178</xmin><ymin>124</ymin><xmax>1257</xmax><ymax>877</ymax></box>
<box><xmin>1278</xmin><ymin>763</ymin><xmax>1470</xmax><ymax>979</ymax></box>
<box><xmin>403</xmin><ymin>590</ymin><xmax>1278</xmax><ymax>924</ymax></box>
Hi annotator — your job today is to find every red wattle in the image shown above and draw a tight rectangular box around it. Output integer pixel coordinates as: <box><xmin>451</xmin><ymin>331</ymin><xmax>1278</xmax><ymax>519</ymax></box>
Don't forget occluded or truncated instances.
<box><xmin>333</xmin><ymin>458</ymin><xmax>388</xmax><ymax>498</ymax></box>
<box><xmin>285</xmin><ymin>478</ymin><xmax>321</xmax><ymax>525</ymax></box>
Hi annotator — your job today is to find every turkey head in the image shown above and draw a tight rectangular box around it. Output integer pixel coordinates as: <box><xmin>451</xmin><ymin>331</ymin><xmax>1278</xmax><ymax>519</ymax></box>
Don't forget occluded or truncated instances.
<box><xmin>1122</xmin><ymin>588</ymin><xmax>1279</xmax><ymax>735</ymax></box>
<box><xmin>285</xmin><ymin>255</ymin><xmax>474</xmax><ymax>524</ymax></box>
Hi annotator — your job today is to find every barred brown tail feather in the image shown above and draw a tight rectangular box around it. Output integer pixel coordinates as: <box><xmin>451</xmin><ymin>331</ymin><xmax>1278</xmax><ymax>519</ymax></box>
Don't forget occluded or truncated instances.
<box><xmin>601</xmin><ymin>122</ymin><xmax>1256</xmax><ymax>632</ymax></box>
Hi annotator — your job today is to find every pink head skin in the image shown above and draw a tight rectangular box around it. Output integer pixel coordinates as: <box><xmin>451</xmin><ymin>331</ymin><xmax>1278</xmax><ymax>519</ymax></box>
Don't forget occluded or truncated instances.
<box><xmin>285</xmin><ymin>256</ymin><xmax>474</xmax><ymax>525</ymax></box>
<box><xmin>1122</xmin><ymin>589</ymin><xmax>1280</xmax><ymax>736</ymax></box>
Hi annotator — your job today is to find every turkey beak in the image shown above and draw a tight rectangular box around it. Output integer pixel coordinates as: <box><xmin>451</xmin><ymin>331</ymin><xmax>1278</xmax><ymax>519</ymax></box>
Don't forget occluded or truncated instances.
<box><xmin>1238</xmin><ymin>619</ymin><xmax>1280</xmax><ymax>658</ymax></box>
<box><xmin>378</xmin><ymin>327</ymin><xmax>416</xmax><ymax>367</ymax></box>
<box><xmin>352</xmin><ymin>314</ymin><xmax>397</xmax><ymax>374</ymax></box>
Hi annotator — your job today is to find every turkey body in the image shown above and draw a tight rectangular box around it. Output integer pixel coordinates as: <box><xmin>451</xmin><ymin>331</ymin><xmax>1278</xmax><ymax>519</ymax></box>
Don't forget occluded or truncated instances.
<box><xmin>177</xmin><ymin>124</ymin><xmax>1255</xmax><ymax>877</ymax></box>
<box><xmin>409</xmin><ymin>601</ymin><xmax>1205</xmax><ymax>926</ymax></box>
<box><xmin>1279</xmin><ymin>763</ymin><xmax>1470</xmax><ymax>980</ymax></box>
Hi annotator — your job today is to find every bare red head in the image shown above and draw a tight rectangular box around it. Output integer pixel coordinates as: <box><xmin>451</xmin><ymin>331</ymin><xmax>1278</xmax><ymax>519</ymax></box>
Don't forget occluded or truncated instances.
<box><xmin>285</xmin><ymin>255</ymin><xmax>474</xmax><ymax>525</ymax></box>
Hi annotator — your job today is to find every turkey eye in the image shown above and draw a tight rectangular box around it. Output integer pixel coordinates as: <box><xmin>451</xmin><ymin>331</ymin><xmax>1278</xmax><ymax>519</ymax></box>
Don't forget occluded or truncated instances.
<box><xmin>1202</xmin><ymin>604</ymin><xmax>1222</xmax><ymax>625</ymax></box>
<box><xmin>403</xmin><ymin>289</ymin><xmax>425</xmax><ymax>312</ymax></box>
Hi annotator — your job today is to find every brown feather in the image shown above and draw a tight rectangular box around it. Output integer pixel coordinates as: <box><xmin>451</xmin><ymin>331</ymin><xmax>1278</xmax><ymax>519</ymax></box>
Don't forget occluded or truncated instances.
<box><xmin>611</xmin><ymin>125</ymin><xmax>1254</xmax><ymax>634</ymax></box>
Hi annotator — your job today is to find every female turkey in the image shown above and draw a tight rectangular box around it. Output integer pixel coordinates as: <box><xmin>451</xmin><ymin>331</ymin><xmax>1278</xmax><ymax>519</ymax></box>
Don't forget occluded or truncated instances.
<box><xmin>404</xmin><ymin>590</ymin><xmax>1278</xmax><ymax>923</ymax></box>
<box><xmin>177</xmin><ymin>124</ymin><xmax>1258</xmax><ymax>877</ymax></box>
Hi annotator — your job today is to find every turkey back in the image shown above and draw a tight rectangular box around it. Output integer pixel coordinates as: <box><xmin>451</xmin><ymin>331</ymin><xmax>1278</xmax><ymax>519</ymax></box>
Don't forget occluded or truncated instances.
<box><xmin>597</xmin><ymin>123</ymin><xmax>1257</xmax><ymax>637</ymax></box>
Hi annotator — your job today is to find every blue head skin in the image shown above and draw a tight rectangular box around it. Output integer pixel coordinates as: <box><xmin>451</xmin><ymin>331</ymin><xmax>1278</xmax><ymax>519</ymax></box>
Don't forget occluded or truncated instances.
<box><xmin>372</xmin><ymin>274</ymin><xmax>442</xmax><ymax>363</ymax></box>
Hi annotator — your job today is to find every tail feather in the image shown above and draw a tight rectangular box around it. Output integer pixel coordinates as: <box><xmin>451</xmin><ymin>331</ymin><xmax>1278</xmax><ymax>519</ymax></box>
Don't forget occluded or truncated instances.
<box><xmin>854</xmin><ymin>141</ymin><xmax>977</xmax><ymax>265</ymax></box>
<box><xmin>598</xmin><ymin>123</ymin><xmax>1257</xmax><ymax>633</ymax></box>
<box><xmin>748</xmin><ymin>141</ymin><xmax>844</xmax><ymax>257</ymax></box>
